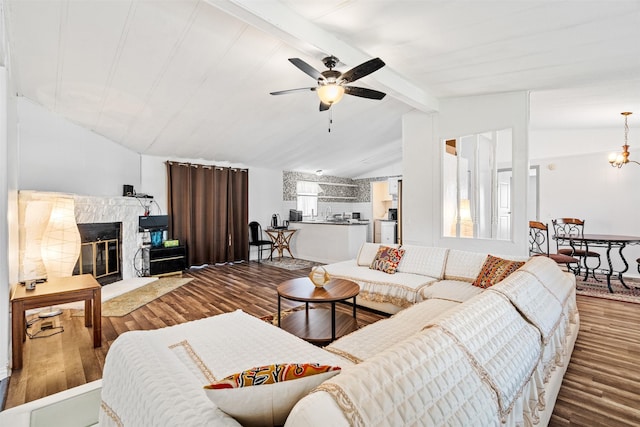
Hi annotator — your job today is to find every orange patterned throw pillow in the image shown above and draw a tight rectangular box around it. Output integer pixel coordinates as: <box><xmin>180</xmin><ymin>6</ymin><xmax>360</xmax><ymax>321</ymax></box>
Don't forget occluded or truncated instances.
<box><xmin>472</xmin><ymin>254</ymin><xmax>525</xmax><ymax>288</ymax></box>
<box><xmin>203</xmin><ymin>363</ymin><xmax>342</xmax><ymax>426</ymax></box>
<box><xmin>370</xmin><ymin>245</ymin><xmax>406</xmax><ymax>274</ymax></box>
<box><xmin>205</xmin><ymin>363</ymin><xmax>341</xmax><ymax>389</ymax></box>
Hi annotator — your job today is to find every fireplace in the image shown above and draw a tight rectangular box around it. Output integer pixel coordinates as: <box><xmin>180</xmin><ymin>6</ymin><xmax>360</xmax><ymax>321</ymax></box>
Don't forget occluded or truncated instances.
<box><xmin>19</xmin><ymin>191</ymin><xmax>144</xmax><ymax>282</ymax></box>
<box><xmin>74</xmin><ymin>222</ymin><xmax>122</xmax><ymax>285</ymax></box>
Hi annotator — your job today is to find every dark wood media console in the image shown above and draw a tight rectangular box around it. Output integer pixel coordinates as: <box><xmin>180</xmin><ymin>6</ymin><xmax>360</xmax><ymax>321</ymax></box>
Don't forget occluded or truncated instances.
<box><xmin>147</xmin><ymin>245</ymin><xmax>187</xmax><ymax>276</ymax></box>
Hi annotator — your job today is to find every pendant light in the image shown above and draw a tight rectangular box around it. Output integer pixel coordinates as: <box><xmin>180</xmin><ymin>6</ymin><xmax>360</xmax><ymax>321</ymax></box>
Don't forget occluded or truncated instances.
<box><xmin>608</xmin><ymin>112</ymin><xmax>640</xmax><ymax>167</ymax></box>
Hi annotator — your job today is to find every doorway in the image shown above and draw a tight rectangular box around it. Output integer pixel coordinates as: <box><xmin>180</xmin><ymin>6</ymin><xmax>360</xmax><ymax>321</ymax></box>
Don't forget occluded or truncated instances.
<box><xmin>370</xmin><ymin>179</ymin><xmax>401</xmax><ymax>244</ymax></box>
<box><xmin>496</xmin><ymin>166</ymin><xmax>539</xmax><ymax>240</ymax></box>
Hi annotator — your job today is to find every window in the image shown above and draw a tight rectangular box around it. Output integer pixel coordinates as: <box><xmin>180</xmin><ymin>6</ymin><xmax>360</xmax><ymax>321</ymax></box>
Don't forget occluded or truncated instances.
<box><xmin>296</xmin><ymin>181</ymin><xmax>321</xmax><ymax>216</ymax></box>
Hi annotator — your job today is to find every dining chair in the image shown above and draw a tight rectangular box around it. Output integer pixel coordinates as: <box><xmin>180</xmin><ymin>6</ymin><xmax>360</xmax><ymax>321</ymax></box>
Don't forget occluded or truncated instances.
<box><xmin>529</xmin><ymin>221</ymin><xmax>581</xmax><ymax>274</ymax></box>
<box><xmin>551</xmin><ymin>218</ymin><xmax>601</xmax><ymax>280</ymax></box>
<box><xmin>248</xmin><ymin>221</ymin><xmax>273</xmax><ymax>263</ymax></box>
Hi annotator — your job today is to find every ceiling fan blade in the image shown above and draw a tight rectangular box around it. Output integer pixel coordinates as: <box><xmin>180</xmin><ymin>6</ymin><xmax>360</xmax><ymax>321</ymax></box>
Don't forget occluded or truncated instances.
<box><xmin>319</xmin><ymin>101</ymin><xmax>331</xmax><ymax>111</ymax></box>
<box><xmin>270</xmin><ymin>87</ymin><xmax>316</xmax><ymax>96</ymax></box>
<box><xmin>340</xmin><ymin>58</ymin><xmax>385</xmax><ymax>84</ymax></box>
<box><xmin>289</xmin><ymin>58</ymin><xmax>324</xmax><ymax>80</ymax></box>
<box><xmin>344</xmin><ymin>86</ymin><xmax>386</xmax><ymax>100</ymax></box>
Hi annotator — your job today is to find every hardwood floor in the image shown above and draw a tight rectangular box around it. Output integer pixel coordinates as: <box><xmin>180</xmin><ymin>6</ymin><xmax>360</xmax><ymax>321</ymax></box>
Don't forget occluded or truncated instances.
<box><xmin>4</xmin><ymin>262</ymin><xmax>386</xmax><ymax>409</ymax></box>
<box><xmin>5</xmin><ymin>262</ymin><xmax>640</xmax><ymax>427</ymax></box>
<box><xmin>549</xmin><ymin>296</ymin><xmax>640</xmax><ymax>427</ymax></box>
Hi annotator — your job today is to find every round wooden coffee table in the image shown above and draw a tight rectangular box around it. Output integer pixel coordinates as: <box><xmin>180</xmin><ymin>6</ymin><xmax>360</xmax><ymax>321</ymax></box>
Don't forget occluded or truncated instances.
<box><xmin>277</xmin><ymin>277</ymin><xmax>359</xmax><ymax>343</ymax></box>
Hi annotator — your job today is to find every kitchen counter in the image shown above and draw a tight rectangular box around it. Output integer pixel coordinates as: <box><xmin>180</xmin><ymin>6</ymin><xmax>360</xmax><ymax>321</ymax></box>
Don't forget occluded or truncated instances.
<box><xmin>299</xmin><ymin>220</ymin><xmax>369</xmax><ymax>226</ymax></box>
<box><xmin>288</xmin><ymin>221</ymin><xmax>368</xmax><ymax>263</ymax></box>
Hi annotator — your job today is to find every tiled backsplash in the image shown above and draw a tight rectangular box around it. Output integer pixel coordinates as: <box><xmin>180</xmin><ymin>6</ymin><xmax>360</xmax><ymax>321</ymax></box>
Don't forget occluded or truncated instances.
<box><xmin>283</xmin><ymin>170</ymin><xmax>399</xmax><ymax>203</ymax></box>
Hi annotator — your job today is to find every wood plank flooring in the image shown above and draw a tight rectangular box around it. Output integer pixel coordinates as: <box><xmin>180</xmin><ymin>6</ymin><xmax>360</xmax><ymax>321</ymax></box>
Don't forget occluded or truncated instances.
<box><xmin>5</xmin><ymin>262</ymin><xmax>640</xmax><ymax>427</ymax></box>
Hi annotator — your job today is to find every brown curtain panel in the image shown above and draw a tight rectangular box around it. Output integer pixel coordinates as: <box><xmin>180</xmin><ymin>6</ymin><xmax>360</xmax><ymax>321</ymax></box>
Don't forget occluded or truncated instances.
<box><xmin>166</xmin><ymin>162</ymin><xmax>248</xmax><ymax>266</ymax></box>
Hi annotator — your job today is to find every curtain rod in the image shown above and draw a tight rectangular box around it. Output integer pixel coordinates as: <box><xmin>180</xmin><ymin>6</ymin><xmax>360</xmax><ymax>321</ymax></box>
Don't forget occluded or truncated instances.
<box><xmin>166</xmin><ymin>160</ymin><xmax>247</xmax><ymax>172</ymax></box>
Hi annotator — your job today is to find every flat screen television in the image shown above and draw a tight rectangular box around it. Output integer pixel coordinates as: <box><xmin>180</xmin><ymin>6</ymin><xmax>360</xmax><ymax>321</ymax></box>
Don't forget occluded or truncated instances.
<box><xmin>139</xmin><ymin>215</ymin><xmax>169</xmax><ymax>232</ymax></box>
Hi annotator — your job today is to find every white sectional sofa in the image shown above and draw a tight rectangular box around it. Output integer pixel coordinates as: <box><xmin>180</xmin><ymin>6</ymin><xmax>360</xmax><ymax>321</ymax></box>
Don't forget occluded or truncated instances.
<box><xmin>323</xmin><ymin>242</ymin><xmax>527</xmax><ymax>314</ymax></box>
<box><xmin>93</xmin><ymin>245</ymin><xmax>578</xmax><ymax>427</ymax></box>
<box><xmin>2</xmin><ymin>244</ymin><xmax>577</xmax><ymax>426</ymax></box>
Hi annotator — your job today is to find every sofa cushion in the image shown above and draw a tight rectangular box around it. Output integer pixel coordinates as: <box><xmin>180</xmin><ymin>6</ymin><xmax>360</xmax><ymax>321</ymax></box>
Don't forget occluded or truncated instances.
<box><xmin>443</xmin><ymin>250</ymin><xmax>490</xmax><ymax>282</ymax></box>
<box><xmin>370</xmin><ymin>245</ymin><xmax>405</xmax><ymax>274</ymax></box>
<box><xmin>517</xmin><ymin>256</ymin><xmax>574</xmax><ymax>307</ymax></box>
<box><xmin>357</xmin><ymin>243</ymin><xmax>384</xmax><ymax>266</ymax></box>
<box><xmin>489</xmin><ymin>269</ymin><xmax>564</xmax><ymax>344</ymax></box>
<box><xmin>418</xmin><ymin>279</ymin><xmax>484</xmax><ymax>303</ymax></box>
<box><xmin>472</xmin><ymin>255</ymin><xmax>524</xmax><ymax>288</ymax></box>
<box><xmin>326</xmin><ymin>298</ymin><xmax>460</xmax><ymax>363</ymax></box>
<box><xmin>324</xmin><ymin>260</ymin><xmax>437</xmax><ymax>308</ymax></box>
<box><xmin>395</xmin><ymin>245</ymin><xmax>449</xmax><ymax>279</ymax></box>
<box><xmin>356</xmin><ymin>242</ymin><xmax>399</xmax><ymax>266</ymax></box>
<box><xmin>204</xmin><ymin>363</ymin><xmax>341</xmax><ymax>427</ymax></box>
<box><xmin>304</xmin><ymin>327</ymin><xmax>500</xmax><ymax>427</ymax></box>
<box><xmin>427</xmin><ymin>291</ymin><xmax>542</xmax><ymax>420</ymax></box>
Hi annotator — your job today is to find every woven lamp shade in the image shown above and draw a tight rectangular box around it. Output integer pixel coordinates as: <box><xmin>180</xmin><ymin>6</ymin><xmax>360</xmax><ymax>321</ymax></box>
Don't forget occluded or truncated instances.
<box><xmin>41</xmin><ymin>197</ymin><xmax>81</xmax><ymax>279</ymax></box>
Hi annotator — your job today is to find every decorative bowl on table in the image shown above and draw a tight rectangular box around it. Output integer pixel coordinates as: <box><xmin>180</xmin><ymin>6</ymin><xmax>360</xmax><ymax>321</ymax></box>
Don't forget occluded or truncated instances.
<box><xmin>309</xmin><ymin>266</ymin><xmax>330</xmax><ymax>288</ymax></box>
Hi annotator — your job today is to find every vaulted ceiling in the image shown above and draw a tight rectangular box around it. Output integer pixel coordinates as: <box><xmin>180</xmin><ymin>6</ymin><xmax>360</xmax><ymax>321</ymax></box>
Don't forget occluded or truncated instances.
<box><xmin>6</xmin><ymin>1</ymin><xmax>640</xmax><ymax>177</ymax></box>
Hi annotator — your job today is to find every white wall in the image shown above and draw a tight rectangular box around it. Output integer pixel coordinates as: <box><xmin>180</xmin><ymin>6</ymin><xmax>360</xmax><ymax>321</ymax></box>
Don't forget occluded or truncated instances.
<box><xmin>403</xmin><ymin>92</ymin><xmax>530</xmax><ymax>256</ymax></box>
<box><xmin>17</xmin><ymin>99</ymin><xmax>141</xmax><ymax>197</ymax></box>
<box><xmin>531</xmin><ymin>128</ymin><xmax>634</xmax><ymax>160</ymax></box>
<box><xmin>0</xmin><ymin>66</ymin><xmax>11</xmax><ymax>379</ymax></box>
<box><xmin>402</xmin><ymin>111</ymin><xmax>437</xmax><ymax>245</ymax></box>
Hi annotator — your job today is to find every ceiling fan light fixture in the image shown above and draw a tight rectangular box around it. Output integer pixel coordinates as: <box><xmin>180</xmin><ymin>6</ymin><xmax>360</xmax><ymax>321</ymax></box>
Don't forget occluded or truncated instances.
<box><xmin>317</xmin><ymin>84</ymin><xmax>345</xmax><ymax>105</ymax></box>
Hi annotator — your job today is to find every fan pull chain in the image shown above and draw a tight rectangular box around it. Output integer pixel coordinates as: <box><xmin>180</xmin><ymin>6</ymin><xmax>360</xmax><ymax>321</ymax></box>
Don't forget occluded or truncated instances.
<box><xmin>328</xmin><ymin>109</ymin><xmax>332</xmax><ymax>133</ymax></box>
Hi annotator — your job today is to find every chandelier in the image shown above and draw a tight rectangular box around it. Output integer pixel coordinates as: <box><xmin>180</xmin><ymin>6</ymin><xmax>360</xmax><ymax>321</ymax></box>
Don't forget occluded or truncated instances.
<box><xmin>608</xmin><ymin>112</ymin><xmax>640</xmax><ymax>167</ymax></box>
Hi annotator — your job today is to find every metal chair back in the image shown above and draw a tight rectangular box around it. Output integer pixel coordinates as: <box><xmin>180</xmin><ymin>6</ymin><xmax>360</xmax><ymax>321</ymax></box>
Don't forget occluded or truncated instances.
<box><xmin>529</xmin><ymin>220</ymin><xmax>550</xmax><ymax>256</ymax></box>
<box><xmin>552</xmin><ymin>218</ymin><xmax>585</xmax><ymax>251</ymax></box>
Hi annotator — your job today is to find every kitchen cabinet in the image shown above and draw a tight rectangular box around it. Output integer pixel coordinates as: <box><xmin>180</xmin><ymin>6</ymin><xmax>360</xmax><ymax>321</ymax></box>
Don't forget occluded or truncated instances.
<box><xmin>388</xmin><ymin>178</ymin><xmax>398</xmax><ymax>195</ymax></box>
<box><xmin>288</xmin><ymin>222</ymin><xmax>367</xmax><ymax>264</ymax></box>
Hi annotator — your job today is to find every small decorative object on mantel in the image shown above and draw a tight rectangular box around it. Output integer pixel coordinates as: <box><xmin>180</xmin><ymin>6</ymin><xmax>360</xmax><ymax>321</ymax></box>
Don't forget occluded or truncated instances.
<box><xmin>309</xmin><ymin>266</ymin><xmax>330</xmax><ymax>288</ymax></box>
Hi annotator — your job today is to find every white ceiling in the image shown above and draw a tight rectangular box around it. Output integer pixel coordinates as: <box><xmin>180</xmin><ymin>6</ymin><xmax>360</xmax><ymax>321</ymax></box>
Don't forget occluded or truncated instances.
<box><xmin>6</xmin><ymin>0</ymin><xmax>640</xmax><ymax>177</ymax></box>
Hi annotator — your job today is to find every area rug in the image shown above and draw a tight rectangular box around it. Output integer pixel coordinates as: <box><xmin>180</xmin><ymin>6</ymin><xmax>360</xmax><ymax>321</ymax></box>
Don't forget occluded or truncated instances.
<box><xmin>73</xmin><ymin>277</ymin><xmax>193</xmax><ymax>317</ymax></box>
<box><xmin>260</xmin><ymin>304</ymin><xmax>313</xmax><ymax>325</ymax></box>
<box><xmin>260</xmin><ymin>258</ymin><xmax>323</xmax><ymax>271</ymax></box>
<box><xmin>575</xmin><ymin>274</ymin><xmax>640</xmax><ymax>304</ymax></box>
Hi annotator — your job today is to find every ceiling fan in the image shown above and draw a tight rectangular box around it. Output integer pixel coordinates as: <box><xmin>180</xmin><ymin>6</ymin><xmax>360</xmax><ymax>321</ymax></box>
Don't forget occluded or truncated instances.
<box><xmin>270</xmin><ymin>56</ymin><xmax>386</xmax><ymax>111</ymax></box>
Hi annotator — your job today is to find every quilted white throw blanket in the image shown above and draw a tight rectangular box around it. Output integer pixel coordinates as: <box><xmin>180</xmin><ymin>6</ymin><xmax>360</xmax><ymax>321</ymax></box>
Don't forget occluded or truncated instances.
<box><xmin>99</xmin><ymin>310</ymin><xmax>349</xmax><ymax>427</ymax></box>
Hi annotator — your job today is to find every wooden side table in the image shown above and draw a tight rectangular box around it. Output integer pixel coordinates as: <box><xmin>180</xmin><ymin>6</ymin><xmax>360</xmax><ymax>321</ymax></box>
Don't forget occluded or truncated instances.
<box><xmin>265</xmin><ymin>228</ymin><xmax>297</xmax><ymax>259</ymax></box>
<box><xmin>276</xmin><ymin>277</ymin><xmax>359</xmax><ymax>343</ymax></box>
<box><xmin>10</xmin><ymin>274</ymin><xmax>102</xmax><ymax>370</ymax></box>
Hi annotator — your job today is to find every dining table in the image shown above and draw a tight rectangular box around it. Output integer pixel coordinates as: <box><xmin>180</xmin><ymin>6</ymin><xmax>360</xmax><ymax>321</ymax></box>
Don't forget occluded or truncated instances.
<box><xmin>558</xmin><ymin>233</ymin><xmax>640</xmax><ymax>293</ymax></box>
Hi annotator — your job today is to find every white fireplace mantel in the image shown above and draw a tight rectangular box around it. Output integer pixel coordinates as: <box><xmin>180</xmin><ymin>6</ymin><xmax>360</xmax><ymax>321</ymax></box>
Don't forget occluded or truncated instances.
<box><xmin>18</xmin><ymin>191</ymin><xmax>149</xmax><ymax>281</ymax></box>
